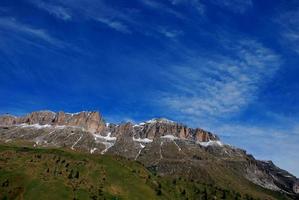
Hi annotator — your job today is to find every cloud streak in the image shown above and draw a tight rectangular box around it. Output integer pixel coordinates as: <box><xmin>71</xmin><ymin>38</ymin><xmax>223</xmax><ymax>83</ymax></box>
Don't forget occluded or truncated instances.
<box><xmin>159</xmin><ymin>39</ymin><xmax>280</xmax><ymax>119</ymax></box>
<box><xmin>158</xmin><ymin>27</ymin><xmax>183</xmax><ymax>38</ymax></box>
<box><xmin>96</xmin><ymin>17</ymin><xmax>131</xmax><ymax>34</ymax></box>
<box><xmin>169</xmin><ymin>0</ymin><xmax>205</xmax><ymax>15</ymax></box>
<box><xmin>0</xmin><ymin>17</ymin><xmax>63</xmax><ymax>47</ymax></box>
<box><xmin>211</xmin><ymin>0</ymin><xmax>253</xmax><ymax>13</ymax></box>
<box><xmin>26</xmin><ymin>0</ymin><xmax>135</xmax><ymax>33</ymax></box>
<box><xmin>277</xmin><ymin>8</ymin><xmax>299</xmax><ymax>54</ymax></box>
<box><xmin>29</xmin><ymin>0</ymin><xmax>72</xmax><ymax>21</ymax></box>
<box><xmin>140</xmin><ymin>0</ymin><xmax>185</xmax><ymax>18</ymax></box>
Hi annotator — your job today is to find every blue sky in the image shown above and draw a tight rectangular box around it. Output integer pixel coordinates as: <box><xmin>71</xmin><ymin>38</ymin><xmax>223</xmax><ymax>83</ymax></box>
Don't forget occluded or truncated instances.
<box><xmin>0</xmin><ymin>0</ymin><xmax>299</xmax><ymax>176</ymax></box>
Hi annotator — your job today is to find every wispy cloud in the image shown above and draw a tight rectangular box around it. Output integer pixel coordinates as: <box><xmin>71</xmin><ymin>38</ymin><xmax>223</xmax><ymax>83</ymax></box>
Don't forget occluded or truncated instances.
<box><xmin>140</xmin><ymin>0</ymin><xmax>185</xmax><ymax>18</ymax></box>
<box><xmin>277</xmin><ymin>8</ymin><xmax>299</xmax><ymax>54</ymax></box>
<box><xmin>96</xmin><ymin>17</ymin><xmax>131</xmax><ymax>34</ymax></box>
<box><xmin>169</xmin><ymin>0</ymin><xmax>205</xmax><ymax>16</ymax></box>
<box><xmin>29</xmin><ymin>0</ymin><xmax>72</xmax><ymax>21</ymax></box>
<box><xmin>158</xmin><ymin>27</ymin><xmax>183</xmax><ymax>38</ymax></box>
<box><xmin>169</xmin><ymin>0</ymin><xmax>252</xmax><ymax>15</ymax></box>
<box><xmin>26</xmin><ymin>0</ymin><xmax>136</xmax><ymax>33</ymax></box>
<box><xmin>211</xmin><ymin>0</ymin><xmax>253</xmax><ymax>14</ymax></box>
<box><xmin>0</xmin><ymin>17</ymin><xmax>63</xmax><ymax>47</ymax></box>
<box><xmin>159</xmin><ymin>39</ymin><xmax>280</xmax><ymax>119</ymax></box>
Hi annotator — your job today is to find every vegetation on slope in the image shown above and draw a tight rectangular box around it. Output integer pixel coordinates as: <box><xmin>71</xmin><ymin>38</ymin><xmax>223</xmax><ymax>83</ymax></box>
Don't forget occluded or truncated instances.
<box><xmin>0</xmin><ymin>145</ymin><xmax>292</xmax><ymax>200</ymax></box>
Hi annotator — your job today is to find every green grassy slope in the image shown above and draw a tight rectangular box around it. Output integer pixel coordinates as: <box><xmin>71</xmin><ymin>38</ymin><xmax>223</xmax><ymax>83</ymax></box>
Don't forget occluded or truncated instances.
<box><xmin>0</xmin><ymin>145</ymin><xmax>292</xmax><ymax>200</ymax></box>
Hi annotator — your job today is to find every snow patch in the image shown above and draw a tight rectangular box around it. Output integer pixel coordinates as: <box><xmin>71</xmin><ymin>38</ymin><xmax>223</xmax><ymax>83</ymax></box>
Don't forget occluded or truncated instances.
<box><xmin>71</xmin><ymin>134</ymin><xmax>83</xmax><ymax>150</ymax></box>
<box><xmin>135</xmin><ymin>143</ymin><xmax>145</xmax><ymax>160</ymax></box>
<box><xmin>101</xmin><ymin>142</ymin><xmax>114</xmax><ymax>154</ymax></box>
<box><xmin>19</xmin><ymin>123</ymin><xmax>52</xmax><ymax>129</ymax></box>
<box><xmin>160</xmin><ymin>135</ymin><xmax>182</xmax><ymax>151</ymax></box>
<box><xmin>198</xmin><ymin>140</ymin><xmax>223</xmax><ymax>147</ymax></box>
<box><xmin>133</xmin><ymin>137</ymin><xmax>153</xmax><ymax>143</ymax></box>
<box><xmin>146</xmin><ymin>118</ymin><xmax>175</xmax><ymax>124</ymax></box>
<box><xmin>16</xmin><ymin>123</ymin><xmax>84</xmax><ymax>130</ymax></box>
<box><xmin>134</xmin><ymin>118</ymin><xmax>175</xmax><ymax>127</ymax></box>
<box><xmin>93</xmin><ymin>132</ymin><xmax>116</xmax><ymax>141</ymax></box>
<box><xmin>161</xmin><ymin>135</ymin><xmax>179</xmax><ymax>140</ymax></box>
<box><xmin>90</xmin><ymin>148</ymin><xmax>97</xmax><ymax>154</ymax></box>
<box><xmin>66</xmin><ymin>111</ymin><xmax>89</xmax><ymax>116</ymax></box>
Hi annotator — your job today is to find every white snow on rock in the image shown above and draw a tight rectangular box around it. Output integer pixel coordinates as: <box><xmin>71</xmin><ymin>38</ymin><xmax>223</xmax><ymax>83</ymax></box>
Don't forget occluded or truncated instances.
<box><xmin>198</xmin><ymin>140</ymin><xmax>223</xmax><ymax>147</ymax></box>
<box><xmin>17</xmin><ymin>123</ymin><xmax>84</xmax><ymax>130</ymax></box>
<box><xmin>161</xmin><ymin>135</ymin><xmax>179</xmax><ymax>140</ymax></box>
<box><xmin>133</xmin><ymin>118</ymin><xmax>176</xmax><ymax>127</ymax></box>
<box><xmin>160</xmin><ymin>135</ymin><xmax>182</xmax><ymax>151</ymax></box>
<box><xmin>90</xmin><ymin>148</ymin><xmax>97</xmax><ymax>154</ymax></box>
<box><xmin>19</xmin><ymin>123</ymin><xmax>52</xmax><ymax>129</ymax></box>
<box><xmin>93</xmin><ymin>132</ymin><xmax>116</xmax><ymax>141</ymax></box>
<box><xmin>101</xmin><ymin>142</ymin><xmax>114</xmax><ymax>154</ymax></box>
<box><xmin>92</xmin><ymin>133</ymin><xmax>116</xmax><ymax>154</ymax></box>
<box><xmin>146</xmin><ymin>118</ymin><xmax>175</xmax><ymax>124</ymax></box>
<box><xmin>135</xmin><ymin>143</ymin><xmax>145</xmax><ymax>160</ymax></box>
<box><xmin>133</xmin><ymin>137</ymin><xmax>153</xmax><ymax>143</ymax></box>
<box><xmin>71</xmin><ymin>134</ymin><xmax>83</xmax><ymax>150</ymax></box>
<box><xmin>66</xmin><ymin>111</ymin><xmax>89</xmax><ymax>116</ymax></box>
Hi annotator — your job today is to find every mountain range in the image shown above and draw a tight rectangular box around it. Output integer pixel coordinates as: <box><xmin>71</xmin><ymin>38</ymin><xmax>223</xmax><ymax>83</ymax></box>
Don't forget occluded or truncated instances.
<box><xmin>0</xmin><ymin>110</ymin><xmax>298</xmax><ymax>199</ymax></box>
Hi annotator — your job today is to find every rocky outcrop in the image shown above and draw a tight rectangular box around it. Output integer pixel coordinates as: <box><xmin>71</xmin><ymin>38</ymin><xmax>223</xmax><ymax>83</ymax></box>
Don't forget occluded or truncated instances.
<box><xmin>0</xmin><ymin>112</ymin><xmax>219</xmax><ymax>142</ymax></box>
<box><xmin>294</xmin><ymin>181</ymin><xmax>299</xmax><ymax>194</ymax></box>
<box><xmin>0</xmin><ymin>111</ymin><xmax>105</xmax><ymax>133</ymax></box>
<box><xmin>52</xmin><ymin>111</ymin><xmax>105</xmax><ymax>133</ymax></box>
<box><xmin>0</xmin><ymin>115</ymin><xmax>17</xmax><ymax>126</ymax></box>
<box><xmin>194</xmin><ymin>128</ymin><xmax>219</xmax><ymax>142</ymax></box>
<box><xmin>131</xmin><ymin>118</ymin><xmax>219</xmax><ymax>142</ymax></box>
<box><xmin>19</xmin><ymin>111</ymin><xmax>56</xmax><ymax>125</ymax></box>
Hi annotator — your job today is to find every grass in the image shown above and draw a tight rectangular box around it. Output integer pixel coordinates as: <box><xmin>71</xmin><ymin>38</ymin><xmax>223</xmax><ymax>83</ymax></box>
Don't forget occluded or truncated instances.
<box><xmin>0</xmin><ymin>144</ymin><xmax>295</xmax><ymax>200</ymax></box>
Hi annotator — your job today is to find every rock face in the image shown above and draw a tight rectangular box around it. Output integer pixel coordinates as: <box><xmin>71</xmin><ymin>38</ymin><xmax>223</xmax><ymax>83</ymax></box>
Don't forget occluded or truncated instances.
<box><xmin>132</xmin><ymin>118</ymin><xmax>218</xmax><ymax>142</ymax></box>
<box><xmin>294</xmin><ymin>181</ymin><xmax>299</xmax><ymax>194</ymax></box>
<box><xmin>0</xmin><ymin>115</ymin><xmax>17</xmax><ymax>126</ymax></box>
<box><xmin>0</xmin><ymin>110</ymin><xmax>298</xmax><ymax>198</ymax></box>
<box><xmin>0</xmin><ymin>114</ymin><xmax>218</xmax><ymax>142</ymax></box>
<box><xmin>0</xmin><ymin>111</ymin><xmax>105</xmax><ymax>133</ymax></box>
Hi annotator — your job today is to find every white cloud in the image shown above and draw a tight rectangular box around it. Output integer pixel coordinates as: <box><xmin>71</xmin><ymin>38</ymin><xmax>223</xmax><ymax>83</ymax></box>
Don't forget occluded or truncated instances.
<box><xmin>169</xmin><ymin>0</ymin><xmax>205</xmax><ymax>15</ymax></box>
<box><xmin>0</xmin><ymin>17</ymin><xmax>63</xmax><ymax>47</ymax></box>
<box><xmin>169</xmin><ymin>0</ymin><xmax>252</xmax><ymax>15</ymax></box>
<box><xmin>97</xmin><ymin>17</ymin><xmax>131</xmax><ymax>34</ymax></box>
<box><xmin>277</xmin><ymin>9</ymin><xmax>299</xmax><ymax>54</ymax></box>
<box><xmin>211</xmin><ymin>0</ymin><xmax>253</xmax><ymax>13</ymax></box>
<box><xmin>29</xmin><ymin>0</ymin><xmax>71</xmax><ymax>21</ymax></box>
<box><xmin>158</xmin><ymin>27</ymin><xmax>183</xmax><ymax>38</ymax></box>
<box><xmin>159</xmin><ymin>39</ymin><xmax>280</xmax><ymax>118</ymax></box>
<box><xmin>140</xmin><ymin>0</ymin><xmax>185</xmax><ymax>18</ymax></box>
<box><xmin>27</xmin><ymin>0</ymin><xmax>135</xmax><ymax>34</ymax></box>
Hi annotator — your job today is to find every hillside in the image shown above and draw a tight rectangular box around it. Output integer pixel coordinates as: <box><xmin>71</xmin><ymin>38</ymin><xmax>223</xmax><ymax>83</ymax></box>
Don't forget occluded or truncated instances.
<box><xmin>0</xmin><ymin>144</ymin><xmax>293</xmax><ymax>200</ymax></box>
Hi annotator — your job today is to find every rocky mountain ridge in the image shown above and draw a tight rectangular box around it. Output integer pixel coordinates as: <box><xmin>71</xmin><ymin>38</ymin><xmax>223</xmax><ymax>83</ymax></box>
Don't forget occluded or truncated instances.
<box><xmin>0</xmin><ymin>110</ymin><xmax>298</xmax><ymax>198</ymax></box>
<box><xmin>0</xmin><ymin>111</ymin><xmax>105</xmax><ymax>133</ymax></box>
<box><xmin>0</xmin><ymin>110</ymin><xmax>219</xmax><ymax>142</ymax></box>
